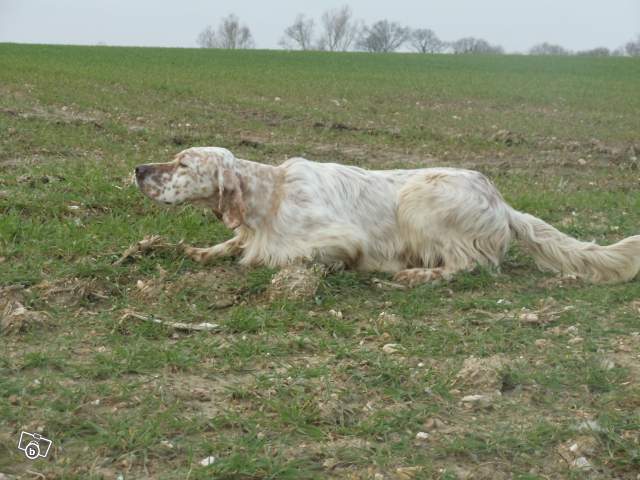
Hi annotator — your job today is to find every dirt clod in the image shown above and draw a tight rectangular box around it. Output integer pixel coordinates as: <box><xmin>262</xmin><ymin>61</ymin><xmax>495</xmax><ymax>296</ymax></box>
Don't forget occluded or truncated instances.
<box><xmin>491</xmin><ymin>129</ymin><xmax>525</xmax><ymax>146</ymax></box>
<box><xmin>267</xmin><ymin>264</ymin><xmax>326</xmax><ymax>301</ymax></box>
<box><xmin>135</xmin><ymin>266</ymin><xmax>168</xmax><ymax>300</ymax></box>
<box><xmin>455</xmin><ymin>355</ymin><xmax>508</xmax><ymax>393</ymax></box>
<box><xmin>1</xmin><ymin>300</ymin><xmax>49</xmax><ymax>334</ymax></box>
<box><xmin>557</xmin><ymin>436</ymin><xmax>598</xmax><ymax>471</ymax></box>
<box><xmin>394</xmin><ymin>466</ymin><xmax>423</xmax><ymax>480</ymax></box>
<box><xmin>382</xmin><ymin>343</ymin><xmax>402</xmax><ymax>354</ymax></box>
<box><xmin>35</xmin><ymin>277</ymin><xmax>108</xmax><ymax>307</ymax></box>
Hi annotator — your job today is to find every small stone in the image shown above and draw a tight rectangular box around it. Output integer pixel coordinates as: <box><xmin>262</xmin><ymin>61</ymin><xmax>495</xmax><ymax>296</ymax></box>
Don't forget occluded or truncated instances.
<box><xmin>574</xmin><ymin>420</ymin><xmax>604</xmax><ymax>433</ymax></box>
<box><xmin>460</xmin><ymin>392</ymin><xmax>499</xmax><ymax>407</ymax></box>
<box><xmin>382</xmin><ymin>343</ymin><xmax>402</xmax><ymax>354</ymax></box>
<box><xmin>378</xmin><ymin>311</ymin><xmax>400</xmax><ymax>324</ymax></box>
<box><xmin>546</xmin><ymin>326</ymin><xmax>563</xmax><ymax>336</ymax></box>
<box><xmin>577</xmin><ymin>158</ymin><xmax>587</xmax><ymax>165</ymax></box>
<box><xmin>571</xmin><ymin>456</ymin><xmax>592</xmax><ymax>471</ymax></box>
<box><xmin>568</xmin><ymin>336</ymin><xmax>583</xmax><ymax>344</ymax></box>
<box><xmin>395</xmin><ymin>466</ymin><xmax>423</xmax><ymax>479</ymax></box>
<box><xmin>423</xmin><ymin>418</ymin><xmax>447</xmax><ymax>431</ymax></box>
<box><xmin>534</xmin><ymin>339</ymin><xmax>548</xmax><ymax>348</ymax></box>
<box><xmin>600</xmin><ymin>358</ymin><xmax>615</xmax><ymax>370</ymax></box>
<box><xmin>329</xmin><ymin>309</ymin><xmax>343</xmax><ymax>319</ymax></box>
<box><xmin>415</xmin><ymin>431</ymin><xmax>430</xmax><ymax>440</ymax></box>
<box><xmin>199</xmin><ymin>456</ymin><xmax>216</xmax><ymax>467</ymax></box>
<box><xmin>519</xmin><ymin>312</ymin><xmax>540</xmax><ymax>323</ymax></box>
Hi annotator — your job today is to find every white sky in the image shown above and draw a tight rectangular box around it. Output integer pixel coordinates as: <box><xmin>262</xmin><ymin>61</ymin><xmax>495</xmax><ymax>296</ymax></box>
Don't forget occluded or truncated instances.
<box><xmin>0</xmin><ymin>0</ymin><xmax>638</xmax><ymax>52</ymax></box>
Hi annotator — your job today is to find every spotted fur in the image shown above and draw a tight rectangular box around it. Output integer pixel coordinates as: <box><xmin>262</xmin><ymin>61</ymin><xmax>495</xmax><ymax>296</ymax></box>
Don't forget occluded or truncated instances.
<box><xmin>135</xmin><ymin>147</ymin><xmax>640</xmax><ymax>285</ymax></box>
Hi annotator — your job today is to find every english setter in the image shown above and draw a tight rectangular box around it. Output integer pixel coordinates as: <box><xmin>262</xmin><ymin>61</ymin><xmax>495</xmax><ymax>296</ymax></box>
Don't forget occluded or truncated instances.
<box><xmin>135</xmin><ymin>147</ymin><xmax>640</xmax><ymax>285</ymax></box>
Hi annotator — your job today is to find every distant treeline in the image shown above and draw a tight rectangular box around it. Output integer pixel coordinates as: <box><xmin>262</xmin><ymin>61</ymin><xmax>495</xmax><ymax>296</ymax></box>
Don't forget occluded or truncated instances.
<box><xmin>196</xmin><ymin>7</ymin><xmax>640</xmax><ymax>57</ymax></box>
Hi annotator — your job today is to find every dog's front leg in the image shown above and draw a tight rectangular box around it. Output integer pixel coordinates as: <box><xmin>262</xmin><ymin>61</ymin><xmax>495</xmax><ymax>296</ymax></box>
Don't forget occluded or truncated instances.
<box><xmin>184</xmin><ymin>237</ymin><xmax>242</xmax><ymax>264</ymax></box>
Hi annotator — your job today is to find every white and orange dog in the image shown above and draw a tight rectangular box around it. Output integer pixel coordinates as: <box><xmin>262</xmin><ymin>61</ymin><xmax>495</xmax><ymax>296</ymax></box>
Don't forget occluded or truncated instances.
<box><xmin>135</xmin><ymin>147</ymin><xmax>640</xmax><ymax>286</ymax></box>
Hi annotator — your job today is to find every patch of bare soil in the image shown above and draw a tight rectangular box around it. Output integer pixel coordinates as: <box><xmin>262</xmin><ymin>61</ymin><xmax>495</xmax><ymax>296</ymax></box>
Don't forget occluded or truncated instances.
<box><xmin>16</xmin><ymin>174</ymin><xmax>65</xmax><ymax>186</ymax></box>
<box><xmin>134</xmin><ymin>266</ymin><xmax>169</xmax><ymax>301</ymax></box>
<box><xmin>160</xmin><ymin>372</ymin><xmax>256</xmax><ymax>419</ymax></box>
<box><xmin>440</xmin><ymin>464</ymin><xmax>512</xmax><ymax>480</ymax></box>
<box><xmin>33</xmin><ymin>277</ymin><xmax>109</xmax><ymax>307</ymax></box>
<box><xmin>543</xmin><ymin>136</ymin><xmax>639</xmax><ymax>165</ymax></box>
<box><xmin>317</xmin><ymin>390</ymin><xmax>363</xmax><ymax>428</ymax></box>
<box><xmin>167</xmin><ymin>268</ymin><xmax>244</xmax><ymax>308</ymax></box>
<box><xmin>0</xmin><ymin>104</ymin><xmax>104</xmax><ymax>128</ymax></box>
<box><xmin>128</xmin><ymin>265</ymin><xmax>245</xmax><ymax>324</ymax></box>
<box><xmin>609</xmin><ymin>331</ymin><xmax>640</xmax><ymax>383</ymax></box>
<box><xmin>0</xmin><ymin>291</ymin><xmax>49</xmax><ymax>334</ymax></box>
<box><xmin>490</xmin><ymin>129</ymin><xmax>526</xmax><ymax>146</ymax></box>
<box><xmin>555</xmin><ymin>435</ymin><xmax>600</xmax><ymax>473</ymax></box>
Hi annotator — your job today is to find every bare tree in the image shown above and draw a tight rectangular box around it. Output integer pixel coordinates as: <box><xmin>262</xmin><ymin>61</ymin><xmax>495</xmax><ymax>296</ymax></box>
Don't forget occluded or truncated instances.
<box><xmin>576</xmin><ymin>47</ymin><xmax>610</xmax><ymax>57</ymax></box>
<box><xmin>410</xmin><ymin>28</ymin><xmax>444</xmax><ymax>53</ymax></box>
<box><xmin>197</xmin><ymin>14</ymin><xmax>255</xmax><ymax>49</ymax></box>
<box><xmin>280</xmin><ymin>14</ymin><xmax>315</xmax><ymax>50</ymax></box>
<box><xmin>611</xmin><ymin>47</ymin><xmax>626</xmax><ymax>57</ymax></box>
<box><xmin>357</xmin><ymin>20</ymin><xmax>409</xmax><ymax>53</ymax></box>
<box><xmin>625</xmin><ymin>34</ymin><xmax>640</xmax><ymax>57</ymax></box>
<box><xmin>197</xmin><ymin>25</ymin><xmax>217</xmax><ymax>48</ymax></box>
<box><xmin>451</xmin><ymin>37</ymin><xmax>503</xmax><ymax>54</ymax></box>
<box><xmin>528</xmin><ymin>42</ymin><xmax>570</xmax><ymax>55</ymax></box>
<box><xmin>217</xmin><ymin>14</ymin><xmax>254</xmax><ymax>49</ymax></box>
<box><xmin>318</xmin><ymin>6</ymin><xmax>359</xmax><ymax>51</ymax></box>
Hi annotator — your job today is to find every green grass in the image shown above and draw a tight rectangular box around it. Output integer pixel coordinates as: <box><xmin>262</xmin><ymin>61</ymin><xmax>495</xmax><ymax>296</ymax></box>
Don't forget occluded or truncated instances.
<box><xmin>1</xmin><ymin>43</ymin><xmax>640</xmax><ymax>479</ymax></box>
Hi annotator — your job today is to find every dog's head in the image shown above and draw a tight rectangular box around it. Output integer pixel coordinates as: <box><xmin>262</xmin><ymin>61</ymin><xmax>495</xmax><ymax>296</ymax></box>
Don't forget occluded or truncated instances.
<box><xmin>135</xmin><ymin>147</ymin><xmax>245</xmax><ymax>228</ymax></box>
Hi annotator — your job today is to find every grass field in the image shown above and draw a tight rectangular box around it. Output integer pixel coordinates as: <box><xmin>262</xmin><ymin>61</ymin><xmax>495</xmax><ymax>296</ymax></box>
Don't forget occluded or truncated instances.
<box><xmin>1</xmin><ymin>43</ymin><xmax>640</xmax><ymax>479</ymax></box>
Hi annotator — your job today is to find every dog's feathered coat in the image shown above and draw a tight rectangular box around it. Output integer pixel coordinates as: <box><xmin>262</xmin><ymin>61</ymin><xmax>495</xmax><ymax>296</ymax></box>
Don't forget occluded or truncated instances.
<box><xmin>135</xmin><ymin>147</ymin><xmax>640</xmax><ymax>285</ymax></box>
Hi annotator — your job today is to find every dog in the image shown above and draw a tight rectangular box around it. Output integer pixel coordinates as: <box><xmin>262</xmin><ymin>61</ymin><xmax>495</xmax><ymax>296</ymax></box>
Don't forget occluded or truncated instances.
<box><xmin>135</xmin><ymin>147</ymin><xmax>640</xmax><ymax>286</ymax></box>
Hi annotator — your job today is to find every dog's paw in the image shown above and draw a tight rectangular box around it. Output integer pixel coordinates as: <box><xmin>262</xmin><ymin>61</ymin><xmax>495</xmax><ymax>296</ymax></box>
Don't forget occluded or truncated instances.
<box><xmin>184</xmin><ymin>246</ymin><xmax>213</xmax><ymax>263</ymax></box>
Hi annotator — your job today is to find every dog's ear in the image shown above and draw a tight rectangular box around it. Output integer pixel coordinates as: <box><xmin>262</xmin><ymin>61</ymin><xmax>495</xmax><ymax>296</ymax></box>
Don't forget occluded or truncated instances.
<box><xmin>217</xmin><ymin>167</ymin><xmax>245</xmax><ymax>229</ymax></box>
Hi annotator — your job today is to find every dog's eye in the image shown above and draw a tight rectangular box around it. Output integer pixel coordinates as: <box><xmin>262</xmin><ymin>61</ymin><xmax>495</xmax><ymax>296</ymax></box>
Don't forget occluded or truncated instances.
<box><xmin>178</xmin><ymin>161</ymin><xmax>189</xmax><ymax>168</ymax></box>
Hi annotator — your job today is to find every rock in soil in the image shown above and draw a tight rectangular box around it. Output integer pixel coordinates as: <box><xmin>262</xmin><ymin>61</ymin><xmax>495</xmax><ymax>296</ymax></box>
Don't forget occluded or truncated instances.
<box><xmin>267</xmin><ymin>264</ymin><xmax>326</xmax><ymax>301</ymax></box>
<box><xmin>455</xmin><ymin>354</ymin><xmax>508</xmax><ymax>393</ymax></box>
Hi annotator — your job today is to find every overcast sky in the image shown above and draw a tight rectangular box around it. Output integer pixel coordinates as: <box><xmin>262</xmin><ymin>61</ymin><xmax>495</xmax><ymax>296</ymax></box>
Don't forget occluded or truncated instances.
<box><xmin>0</xmin><ymin>0</ymin><xmax>638</xmax><ymax>53</ymax></box>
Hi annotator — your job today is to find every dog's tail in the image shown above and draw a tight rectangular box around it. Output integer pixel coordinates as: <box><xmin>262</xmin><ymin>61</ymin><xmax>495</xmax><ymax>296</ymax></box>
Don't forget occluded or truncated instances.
<box><xmin>508</xmin><ymin>208</ymin><xmax>640</xmax><ymax>284</ymax></box>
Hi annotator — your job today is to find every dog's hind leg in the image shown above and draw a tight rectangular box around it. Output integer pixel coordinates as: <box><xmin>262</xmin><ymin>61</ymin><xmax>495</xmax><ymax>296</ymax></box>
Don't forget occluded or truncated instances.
<box><xmin>393</xmin><ymin>169</ymin><xmax>512</xmax><ymax>287</ymax></box>
<box><xmin>184</xmin><ymin>236</ymin><xmax>242</xmax><ymax>263</ymax></box>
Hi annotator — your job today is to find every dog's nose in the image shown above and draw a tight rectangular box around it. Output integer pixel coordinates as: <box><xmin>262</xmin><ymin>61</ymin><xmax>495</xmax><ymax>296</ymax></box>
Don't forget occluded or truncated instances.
<box><xmin>135</xmin><ymin>165</ymin><xmax>151</xmax><ymax>179</ymax></box>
